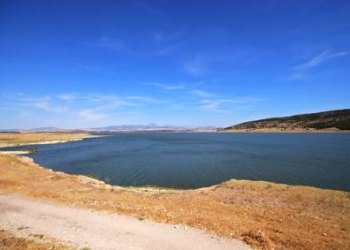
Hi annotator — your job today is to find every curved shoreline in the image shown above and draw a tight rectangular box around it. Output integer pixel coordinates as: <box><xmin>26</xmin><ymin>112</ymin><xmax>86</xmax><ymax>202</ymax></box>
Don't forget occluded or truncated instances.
<box><xmin>0</xmin><ymin>133</ymin><xmax>101</xmax><ymax>156</ymax></box>
<box><xmin>2</xmin><ymin>132</ymin><xmax>349</xmax><ymax>192</ymax></box>
<box><xmin>0</xmin><ymin>139</ymin><xmax>88</xmax><ymax>155</ymax></box>
<box><xmin>1</xmin><ymin>132</ymin><xmax>350</xmax><ymax>249</ymax></box>
<box><xmin>0</xmin><ymin>135</ymin><xmax>102</xmax><ymax>149</ymax></box>
<box><xmin>1</xmin><ymin>153</ymin><xmax>349</xmax><ymax>249</ymax></box>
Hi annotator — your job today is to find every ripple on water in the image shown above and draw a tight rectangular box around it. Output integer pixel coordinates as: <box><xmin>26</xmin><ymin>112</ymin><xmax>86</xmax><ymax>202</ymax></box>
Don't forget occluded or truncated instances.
<box><xmin>26</xmin><ymin>133</ymin><xmax>350</xmax><ymax>191</ymax></box>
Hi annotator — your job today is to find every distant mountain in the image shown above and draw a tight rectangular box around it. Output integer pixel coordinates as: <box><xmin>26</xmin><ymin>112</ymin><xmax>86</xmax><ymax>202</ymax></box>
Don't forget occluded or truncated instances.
<box><xmin>92</xmin><ymin>124</ymin><xmax>217</xmax><ymax>132</ymax></box>
<box><xmin>1</xmin><ymin>125</ymin><xmax>217</xmax><ymax>133</ymax></box>
<box><xmin>0</xmin><ymin>129</ymin><xmax>21</xmax><ymax>133</ymax></box>
<box><xmin>29</xmin><ymin>127</ymin><xmax>62</xmax><ymax>132</ymax></box>
<box><xmin>92</xmin><ymin>124</ymin><xmax>170</xmax><ymax>131</ymax></box>
<box><xmin>224</xmin><ymin>109</ymin><xmax>350</xmax><ymax>131</ymax></box>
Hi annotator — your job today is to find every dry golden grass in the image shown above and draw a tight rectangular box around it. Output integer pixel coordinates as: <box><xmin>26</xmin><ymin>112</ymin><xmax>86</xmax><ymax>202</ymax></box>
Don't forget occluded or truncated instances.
<box><xmin>0</xmin><ymin>132</ymin><xmax>96</xmax><ymax>146</ymax></box>
<box><xmin>1</xmin><ymin>154</ymin><xmax>349</xmax><ymax>250</ymax></box>
<box><xmin>0</xmin><ymin>230</ymin><xmax>71</xmax><ymax>250</ymax></box>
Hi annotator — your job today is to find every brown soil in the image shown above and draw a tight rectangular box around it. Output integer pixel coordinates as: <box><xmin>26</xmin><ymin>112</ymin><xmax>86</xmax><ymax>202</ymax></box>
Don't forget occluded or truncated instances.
<box><xmin>1</xmin><ymin>154</ymin><xmax>349</xmax><ymax>249</ymax></box>
<box><xmin>0</xmin><ymin>230</ymin><xmax>71</xmax><ymax>250</ymax></box>
<box><xmin>1</xmin><ymin>193</ymin><xmax>249</xmax><ymax>250</ymax></box>
<box><xmin>0</xmin><ymin>132</ymin><xmax>97</xmax><ymax>147</ymax></box>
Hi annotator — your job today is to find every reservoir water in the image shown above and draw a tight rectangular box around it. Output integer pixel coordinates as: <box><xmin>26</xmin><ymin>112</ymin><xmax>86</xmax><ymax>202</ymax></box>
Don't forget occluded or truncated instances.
<box><xmin>11</xmin><ymin>133</ymin><xmax>350</xmax><ymax>191</ymax></box>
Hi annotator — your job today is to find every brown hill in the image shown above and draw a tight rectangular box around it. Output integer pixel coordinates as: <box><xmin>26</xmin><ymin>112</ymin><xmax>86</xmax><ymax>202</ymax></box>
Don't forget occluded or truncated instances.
<box><xmin>225</xmin><ymin>109</ymin><xmax>350</xmax><ymax>131</ymax></box>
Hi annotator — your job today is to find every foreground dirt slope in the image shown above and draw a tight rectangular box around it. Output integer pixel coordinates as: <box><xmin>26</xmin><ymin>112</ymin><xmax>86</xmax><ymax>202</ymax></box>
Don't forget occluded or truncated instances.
<box><xmin>1</xmin><ymin>193</ymin><xmax>250</xmax><ymax>250</ymax></box>
<box><xmin>0</xmin><ymin>154</ymin><xmax>349</xmax><ymax>249</ymax></box>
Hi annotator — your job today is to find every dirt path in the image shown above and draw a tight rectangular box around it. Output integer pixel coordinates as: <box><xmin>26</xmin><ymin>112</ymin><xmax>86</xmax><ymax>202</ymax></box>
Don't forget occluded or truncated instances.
<box><xmin>0</xmin><ymin>193</ymin><xmax>250</xmax><ymax>250</ymax></box>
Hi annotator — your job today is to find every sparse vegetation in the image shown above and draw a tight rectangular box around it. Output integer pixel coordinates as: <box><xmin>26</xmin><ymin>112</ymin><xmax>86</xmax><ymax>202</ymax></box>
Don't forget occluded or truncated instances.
<box><xmin>29</xmin><ymin>234</ymin><xmax>44</xmax><ymax>239</ymax></box>
<box><xmin>0</xmin><ymin>230</ymin><xmax>69</xmax><ymax>250</ymax></box>
<box><xmin>225</xmin><ymin>109</ymin><xmax>350</xmax><ymax>131</ymax></box>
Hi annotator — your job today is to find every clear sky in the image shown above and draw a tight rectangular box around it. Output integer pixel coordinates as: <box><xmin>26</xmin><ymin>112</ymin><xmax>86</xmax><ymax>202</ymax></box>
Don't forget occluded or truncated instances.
<box><xmin>0</xmin><ymin>0</ymin><xmax>349</xmax><ymax>129</ymax></box>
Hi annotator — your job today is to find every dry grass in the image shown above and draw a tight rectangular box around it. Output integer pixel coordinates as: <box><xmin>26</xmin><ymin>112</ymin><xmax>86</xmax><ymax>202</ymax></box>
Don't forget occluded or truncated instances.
<box><xmin>0</xmin><ymin>230</ymin><xmax>70</xmax><ymax>250</ymax></box>
<box><xmin>1</xmin><ymin>154</ymin><xmax>349</xmax><ymax>249</ymax></box>
<box><xmin>0</xmin><ymin>132</ymin><xmax>96</xmax><ymax>146</ymax></box>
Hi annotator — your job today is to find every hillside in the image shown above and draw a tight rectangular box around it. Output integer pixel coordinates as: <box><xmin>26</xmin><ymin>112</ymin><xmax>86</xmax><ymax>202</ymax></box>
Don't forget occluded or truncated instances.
<box><xmin>225</xmin><ymin>109</ymin><xmax>350</xmax><ymax>131</ymax></box>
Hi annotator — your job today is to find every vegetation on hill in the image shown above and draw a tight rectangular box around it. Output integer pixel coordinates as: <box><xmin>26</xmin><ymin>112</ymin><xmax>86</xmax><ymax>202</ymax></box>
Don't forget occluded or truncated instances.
<box><xmin>225</xmin><ymin>109</ymin><xmax>350</xmax><ymax>131</ymax></box>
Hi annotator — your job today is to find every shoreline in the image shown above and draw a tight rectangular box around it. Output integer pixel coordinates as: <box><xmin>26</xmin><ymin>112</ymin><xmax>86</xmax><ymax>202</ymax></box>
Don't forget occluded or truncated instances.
<box><xmin>2</xmin><ymin>133</ymin><xmax>349</xmax><ymax>192</ymax></box>
<box><xmin>0</xmin><ymin>150</ymin><xmax>31</xmax><ymax>155</ymax></box>
<box><xmin>0</xmin><ymin>133</ymin><xmax>101</xmax><ymax>153</ymax></box>
<box><xmin>1</xmin><ymin>133</ymin><xmax>350</xmax><ymax>249</ymax></box>
<box><xmin>4</xmin><ymin>153</ymin><xmax>350</xmax><ymax>192</ymax></box>
<box><xmin>0</xmin><ymin>138</ymin><xmax>85</xmax><ymax>149</ymax></box>
<box><xmin>1</xmin><ymin>154</ymin><xmax>350</xmax><ymax>249</ymax></box>
<box><xmin>0</xmin><ymin>138</ymin><xmax>89</xmax><ymax>155</ymax></box>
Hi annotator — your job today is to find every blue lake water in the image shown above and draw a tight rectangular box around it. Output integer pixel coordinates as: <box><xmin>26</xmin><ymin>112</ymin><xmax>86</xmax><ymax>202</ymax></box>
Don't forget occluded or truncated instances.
<box><xmin>8</xmin><ymin>133</ymin><xmax>350</xmax><ymax>191</ymax></box>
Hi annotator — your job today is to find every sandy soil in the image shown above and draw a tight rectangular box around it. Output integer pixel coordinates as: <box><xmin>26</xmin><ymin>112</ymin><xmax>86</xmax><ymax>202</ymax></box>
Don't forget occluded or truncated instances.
<box><xmin>0</xmin><ymin>151</ymin><xmax>29</xmax><ymax>155</ymax></box>
<box><xmin>0</xmin><ymin>139</ymin><xmax>84</xmax><ymax>148</ymax></box>
<box><xmin>0</xmin><ymin>193</ymin><xmax>250</xmax><ymax>250</ymax></box>
<box><xmin>0</xmin><ymin>132</ymin><xmax>98</xmax><ymax>148</ymax></box>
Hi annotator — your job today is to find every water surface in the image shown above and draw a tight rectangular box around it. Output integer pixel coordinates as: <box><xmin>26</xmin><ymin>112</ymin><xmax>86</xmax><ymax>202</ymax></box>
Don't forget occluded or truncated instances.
<box><xmin>9</xmin><ymin>133</ymin><xmax>350</xmax><ymax>191</ymax></box>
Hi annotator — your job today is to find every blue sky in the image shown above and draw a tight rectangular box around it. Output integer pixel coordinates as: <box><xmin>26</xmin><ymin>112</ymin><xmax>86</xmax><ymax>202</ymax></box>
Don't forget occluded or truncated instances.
<box><xmin>0</xmin><ymin>0</ymin><xmax>349</xmax><ymax>129</ymax></box>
